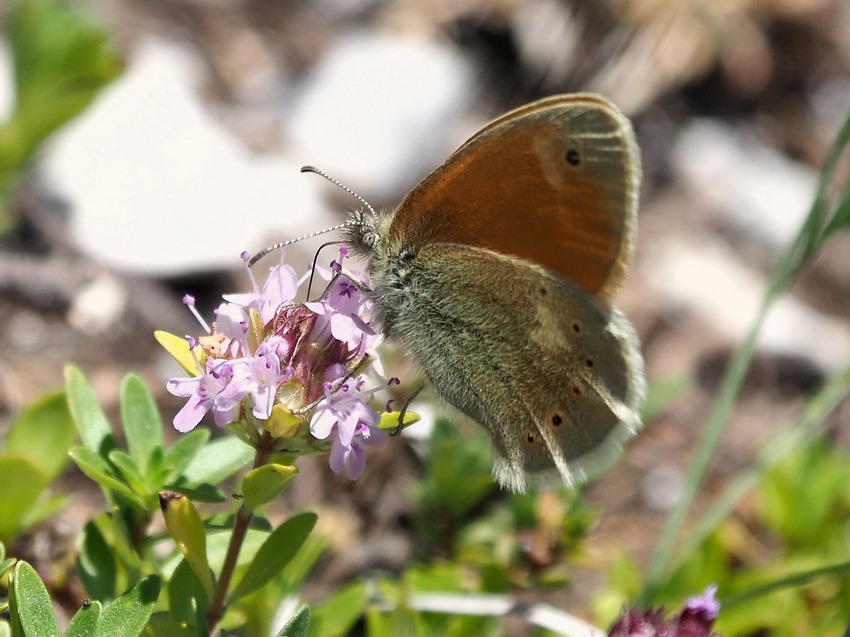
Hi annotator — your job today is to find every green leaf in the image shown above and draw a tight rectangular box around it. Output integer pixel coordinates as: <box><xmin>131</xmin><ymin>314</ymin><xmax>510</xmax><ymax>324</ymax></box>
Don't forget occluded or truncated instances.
<box><xmin>10</xmin><ymin>561</ymin><xmax>59</xmax><ymax>637</ymax></box>
<box><xmin>160</xmin><ymin>492</ymin><xmax>214</xmax><ymax>597</ymax></box>
<box><xmin>147</xmin><ymin>446</ymin><xmax>169</xmax><ymax>485</ymax></box>
<box><xmin>104</xmin><ymin>511</ymin><xmax>143</xmax><ymax>581</ymax></box>
<box><xmin>77</xmin><ymin>520</ymin><xmax>117</xmax><ymax>601</ymax></box>
<box><xmin>228</xmin><ymin>512</ymin><xmax>317</xmax><ymax>603</ymax></box>
<box><xmin>822</xmin><ymin>187</ymin><xmax>850</xmax><ymax>239</ymax></box>
<box><xmin>241</xmin><ymin>463</ymin><xmax>298</xmax><ymax>513</ymax></box>
<box><xmin>0</xmin><ymin>456</ymin><xmax>48</xmax><ymax>542</ymax></box>
<box><xmin>421</xmin><ymin>418</ymin><xmax>495</xmax><ymax>519</ymax></box>
<box><xmin>167</xmin><ymin>559</ymin><xmax>209</xmax><ymax>630</ymax></box>
<box><xmin>377</xmin><ymin>409</ymin><xmax>421</xmax><ymax>431</ymax></box>
<box><xmin>204</xmin><ymin>526</ymin><xmax>268</xmax><ymax>574</ymax></box>
<box><xmin>277</xmin><ymin>534</ymin><xmax>328</xmax><ymax>590</ymax></box>
<box><xmin>5</xmin><ymin>389</ymin><xmax>76</xmax><ymax>482</ymax></box>
<box><xmin>65</xmin><ymin>600</ymin><xmax>102</xmax><ymax>637</ymax></box>
<box><xmin>277</xmin><ymin>606</ymin><xmax>311</xmax><ymax>637</ymax></box>
<box><xmin>183</xmin><ymin>436</ymin><xmax>254</xmax><ymax>484</ymax></box>
<box><xmin>0</xmin><ymin>620</ymin><xmax>10</xmax><ymax>637</ymax></box>
<box><xmin>19</xmin><ymin>492</ymin><xmax>68</xmax><ymax>530</ymax></box>
<box><xmin>307</xmin><ymin>583</ymin><xmax>368</xmax><ymax>637</ymax></box>
<box><xmin>108</xmin><ymin>450</ymin><xmax>150</xmax><ymax>498</ymax></box>
<box><xmin>120</xmin><ymin>374</ymin><xmax>163</xmax><ymax>477</ymax></box>
<box><xmin>0</xmin><ymin>558</ymin><xmax>16</xmax><ymax>579</ymax></box>
<box><xmin>164</xmin><ymin>428</ymin><xmax>210</xmax><ymax>481</ymax></box>
<box><xmin>68</xmin><ymin>447</ymin><xmax>147</xmax><ymax>510</ymax></box>
<box><xmin>65</xmin><ymin>364</ymin><xmax>115</xmax><ymax>455</ymax></box>
<box><xmin>4</xmin><ymin>0</ymin><xmax>122</xmax><ymax>148</ymax></box>
<box><xmin>142</xmin><ymin>612</ymin><xmax>199</xmax><ymax>636</ymax></box>
<box><xmin>94</xmin><ymin>575</ymin><xmax>161</xmax><ymax>637</ymax></box>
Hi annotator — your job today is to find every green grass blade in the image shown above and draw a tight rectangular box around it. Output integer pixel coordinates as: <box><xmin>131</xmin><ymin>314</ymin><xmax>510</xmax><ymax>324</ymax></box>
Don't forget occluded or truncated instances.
<box><xmin>667</xmin><ymin>358</ymin><xmax>850</xmax><ymax>575</ymax></box>
<box><xmin>722</xmin><ymin>560</ymin><xmax>850</xmax><ymax>608</ymax></box>
<box><xmin>641</xmin><ymin>104</ymin><xmax>850</xmax><ymax>603</ymax></box>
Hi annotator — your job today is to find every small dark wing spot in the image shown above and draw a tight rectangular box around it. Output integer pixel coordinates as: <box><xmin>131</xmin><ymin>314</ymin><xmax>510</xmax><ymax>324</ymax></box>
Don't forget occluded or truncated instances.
<box><xmin>551</xmin><ymin>414</ymin><xmax>563</xmax><ymax>426</ymax></box>
<box><xmin>586</xmin><ymin>359</ymin><xmax>594</xmax><ymax>368</ymax></box>
<box><xmin>540</xmin><ymin>287</ymin><xmax>548</xmax><ymax>296</ymax></box>
<box><xmin>572</xmin><ymin>322</ymin><xmax>581</xmax><ymax>333</ymax></box>
<box><xmin>566</xmin><ymin>149</ymin><xmax>581</xmax><ymax>166</ymax></box>
<box><xmin>572</xmin><ymin>386</ymin><xmax>582</xmax><ymax>395</ymax></box>
<box><xmin>527</xmin><ymin>433</ymin><xmax>535</xmax><ymax>443</ymax></box>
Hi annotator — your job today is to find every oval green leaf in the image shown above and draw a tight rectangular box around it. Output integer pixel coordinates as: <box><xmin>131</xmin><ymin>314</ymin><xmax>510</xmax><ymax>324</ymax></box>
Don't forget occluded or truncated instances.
<box><xmin>77</xmin><ymin>520</ymin><xmax>117</xmax><ymax>602</ymax></box>
<box><xmin>0</xmin><ymin>457</ymin><xmax>48</xmax><ymax>542</ymax></box>
<box><xmin>6</xmin><ymin>390</ymin><xmax>76</xmax><ymax>482</ymax></box>
<box><xmin>94</xmin><ymin>575</ymin><xmax>161</xmax><ymax>637</ymax></box>
<box><xmin>241</xmin><ymin>463</ymin><xmax>298</xmax><ymax>513</ymax></box>
<box><xmin>120</xmin><ymin>374</ymin><xmax>163</xmax><ymax>475</ymax></box>
<box><xmin>68</xmin><ymin>447</ymin><xmax>148</xmax><ymax>510</ymax></box>
<box><xmin>65</xmin><ymin>600</ymin><xmax>102</xmax><ymax>637</ymax></box>
<box><xmin>11</xmin><ymin>561</ymin><xmax>59</xmax><ymax>637</ymax></box>
<box><xmin>228</xmin><ymin>512</ymin><xmax>317</xmax><ymax>603</ymax></box>
<box><xmin>276</xmin><ymin>605</ymin><xmax>311</xmax><ymax>637</ymax></box>
<box><xmin>64</xmin><ymin>364</ymin><xmax>115</xmax><ymax>455</ymax></box>
<box><xmin>183</xmin><ymin>437</ymin><xmax>254</xmax><ymax>484</ymax></box>
<box><xmin>164</xmin><ymin>428</ymin><xmax>210</xmax><ymax>481</ymax></box>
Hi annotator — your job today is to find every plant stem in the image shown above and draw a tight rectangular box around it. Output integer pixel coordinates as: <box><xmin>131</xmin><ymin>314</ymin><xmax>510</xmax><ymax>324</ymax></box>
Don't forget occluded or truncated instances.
<box><xmin>205</xmin><ymin>431</ymin><xmax>276</xmax><ymax>629</ymax></box>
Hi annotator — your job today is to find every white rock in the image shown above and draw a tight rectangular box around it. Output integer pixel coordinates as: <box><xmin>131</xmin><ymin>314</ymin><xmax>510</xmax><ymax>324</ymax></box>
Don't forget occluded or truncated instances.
<box><xmin>40</xmin><ymin>38</ymin><xmax>336</xmax><ymax>275</ymax></box>
<box><xmin>67</xmin><ymin>272</ymin><xmax>128</xmax><ymax>334</ymax></box>
<box><xmin>644</xmin><ymin>237</ymin><xmax>850</xmax><ymax>374</ymax></box>
<box><xmin>672</xmin><ymin>119</ymin><xmax>818</xmax><ymax>249</ymax></box>
<box><xmin>285</xmin><ymin>32</ymin><xmax>476</xmax><ymax>204</ymax></box>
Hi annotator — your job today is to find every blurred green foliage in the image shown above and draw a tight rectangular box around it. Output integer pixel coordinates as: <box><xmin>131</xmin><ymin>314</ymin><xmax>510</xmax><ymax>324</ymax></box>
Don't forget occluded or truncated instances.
<box><xmin>0</xmin><ymin>390</ymin><xmax>74</xmax><ymax>544</ymax></box>
<box><xmin>0</xmin><ymin>0</ymin><xmax>122</xmax><ymax>230</ymax></box>
<box><xmin>595</xmin><ymin>436</ymin><xmax>850</xmax><ymax>637</ymax></box>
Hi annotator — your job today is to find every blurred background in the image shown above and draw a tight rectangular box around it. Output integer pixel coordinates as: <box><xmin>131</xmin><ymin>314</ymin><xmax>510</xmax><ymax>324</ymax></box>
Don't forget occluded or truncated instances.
<box><xmin>1</xmin><ymin>0</ymin><xmax>850</xmax><ymax>632</ymax></box>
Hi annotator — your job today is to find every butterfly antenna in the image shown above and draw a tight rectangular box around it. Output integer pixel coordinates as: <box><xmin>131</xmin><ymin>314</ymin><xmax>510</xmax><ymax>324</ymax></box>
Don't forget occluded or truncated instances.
<box><xmin>248</xmin><ymin>165</ymin><xmax>377</xmax><ymax>267</ymax></box>
<box><xmin>248</xmin><ymin>222</ymin><xmax>352</xmax><ymax>266</ymax></box>
<box><xmin>301</xmin><ymin>165</ymin><xmax>378</xmax><ymax>218</ymax></box>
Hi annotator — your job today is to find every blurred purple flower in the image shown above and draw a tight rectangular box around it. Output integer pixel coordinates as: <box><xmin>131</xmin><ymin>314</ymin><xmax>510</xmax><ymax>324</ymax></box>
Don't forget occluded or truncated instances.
<box><xmin>608</xmin><ymin>586</ymin><xmax>722</xmax><ymax>637</ymax></box>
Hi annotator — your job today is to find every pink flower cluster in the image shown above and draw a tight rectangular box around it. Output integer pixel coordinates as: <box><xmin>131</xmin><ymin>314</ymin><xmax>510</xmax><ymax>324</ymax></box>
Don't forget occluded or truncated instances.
<box><xmin>166</xmin><ymin>249</ymin><xmax>389</xmax><ymax>480</ymax></box>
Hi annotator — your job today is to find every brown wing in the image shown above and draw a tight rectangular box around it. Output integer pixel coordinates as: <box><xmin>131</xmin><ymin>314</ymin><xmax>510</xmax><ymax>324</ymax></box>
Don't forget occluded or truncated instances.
<box><xmin>388</xmin><ymin>93</ymin><xmax>640</xmax><ymax>302</ymax></box>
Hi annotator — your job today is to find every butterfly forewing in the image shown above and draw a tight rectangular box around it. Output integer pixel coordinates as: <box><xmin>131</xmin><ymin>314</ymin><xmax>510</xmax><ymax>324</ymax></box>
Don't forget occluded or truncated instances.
<box><xmin>388</xmin><ymin>94</ymin><xmax>640</xmax><ymax>301</ymax></box>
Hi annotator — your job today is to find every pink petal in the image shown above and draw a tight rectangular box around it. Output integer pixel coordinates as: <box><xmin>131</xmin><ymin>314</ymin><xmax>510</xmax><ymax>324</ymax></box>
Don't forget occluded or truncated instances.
<box><xmin>173</xmin><ymin>395</ymin><xmax>208</xmax><ymax>432</ymax></box>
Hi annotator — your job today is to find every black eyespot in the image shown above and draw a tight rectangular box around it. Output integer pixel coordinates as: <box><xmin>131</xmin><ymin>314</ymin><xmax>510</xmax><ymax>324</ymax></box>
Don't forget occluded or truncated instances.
<box><xmin>572</xmin><ymin>386</ymin><xmax>582</xmax><ymax>395</ymax></box>
<box><xmin>572</xmin><ymin>322</ymin><xmax>581</xmax><ymax>333</ymax></box>
<box><xmin>566</xmin><ymin>149</ymin><xmax>581</xmax><ymax>166</ymax></box>
<box><xmin>586</xmin><ymin>359</ymin><xmax>594</xmax><ymax>368</ymax></box>
<box><xmin>540</xmin><ymin>287</ymin><xmax>548</xmax><ymax>296</ymax></box>
<box><xmin>527</xmin><ymin>433</ymin><xmax>535</xmax><ymax>443</ymax></box>
<box><xmin>552</xmin><ymin>414</ymin><xmax>562</xmax><ymax>426</ymax></box>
